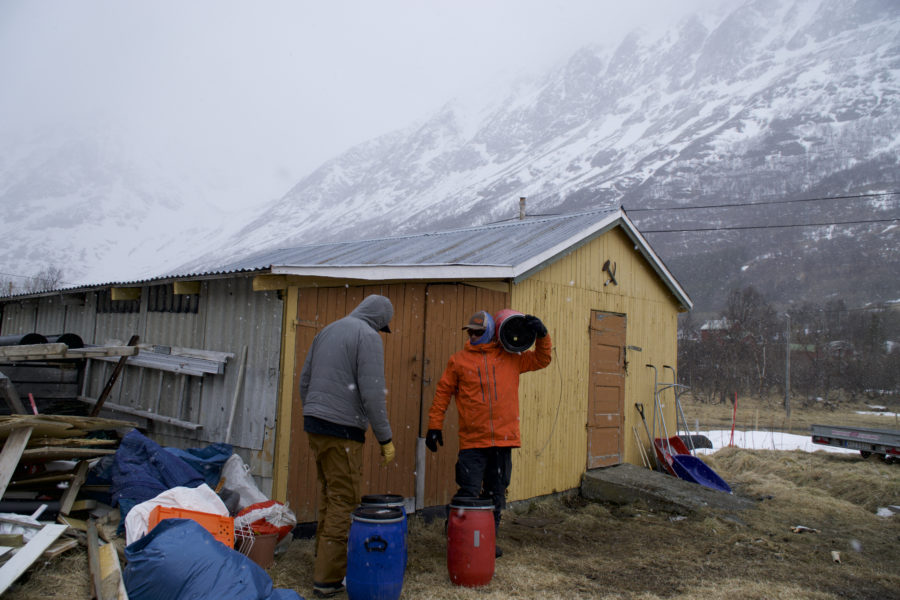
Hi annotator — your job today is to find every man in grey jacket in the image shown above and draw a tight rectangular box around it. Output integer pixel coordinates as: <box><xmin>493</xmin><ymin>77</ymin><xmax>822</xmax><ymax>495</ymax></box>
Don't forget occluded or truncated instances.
<box><xmin>299</xmin><ymin>294</ymin><xmax>396</xmax><ymax>598</ymax></box>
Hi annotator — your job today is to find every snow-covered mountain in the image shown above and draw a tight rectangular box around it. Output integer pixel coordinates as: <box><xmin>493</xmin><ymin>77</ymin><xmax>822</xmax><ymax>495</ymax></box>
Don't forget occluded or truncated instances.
<box><xmin>3</xmin><ymin>0</ymin><xmax>899</xmax><ymax>313</ymax></box>
<box><xmin>0</xmin><ymin>121</ymin><xmax>264</xmax><ymax>287</ymax></box>
<box><xmin>181</xmin><ymin>0</ymin><xmax>900</xmax><ymax>312</ymax></box>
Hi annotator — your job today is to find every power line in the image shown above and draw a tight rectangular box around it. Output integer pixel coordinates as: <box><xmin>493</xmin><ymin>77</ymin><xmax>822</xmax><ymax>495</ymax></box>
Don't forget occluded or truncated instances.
<box><xmin>625</xmin><ymin>191</ymin><xmax>900</xmax><ymax>212</ymax></box>
<box><xmin>0</xmin><ymin>271</ymin><xmax>40</xmax><ymax>281</ymax></box>
<box><xmin>641</xmin><ymin>217</ymin><xmax>900</xmax><ymax>234</ymax></box>
<box><xmin>0</xmin><ymin>270</ymin><xmax>75</xmax><ymax>287</ymax></box>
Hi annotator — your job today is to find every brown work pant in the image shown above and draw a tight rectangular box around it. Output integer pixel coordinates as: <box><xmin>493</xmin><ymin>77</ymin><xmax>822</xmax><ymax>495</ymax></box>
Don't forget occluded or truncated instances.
<box><xmin>308</xmin><ymin>433</ymin><xmax>363</xmax><ymax>585</ymax></box>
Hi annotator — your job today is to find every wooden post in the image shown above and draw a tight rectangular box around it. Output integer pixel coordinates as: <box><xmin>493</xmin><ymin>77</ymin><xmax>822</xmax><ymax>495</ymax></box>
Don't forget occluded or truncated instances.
<box><xmin>0</xmin><ymin>373</ymin><xmax>27</xmax><ymax>415</ymax></box>
<box><xmin>784</xmin><ymin>313</ymin><xmax>791</xmax><ymax>418</ymax></box>
<box><xmin>225</xmin><ymin>345</ymin><xmax>248</xmax><ymax>443</ymax></box>
<box><xmin>87</xmin><ymin>519</ymin><xmax>104</xmax><ymax>600</ymax></box>
<box><xmin>0</xmin><ymin>427</ymin><xmax>33</xmax><ymax>499</ymax></box>
<box><xmin>98</xmin><ymin>536</ymin><xmax>128</xmax><ymax>599</ymax></box>
<box><xmin>58</xmin><ymin>460</ymin><xmax>90</xmax><ymax>516</ymax></box>
<box><xmin>90</xmin><ymin>335</ymin><xmax>139</xmax><ymax>417</ymax></box>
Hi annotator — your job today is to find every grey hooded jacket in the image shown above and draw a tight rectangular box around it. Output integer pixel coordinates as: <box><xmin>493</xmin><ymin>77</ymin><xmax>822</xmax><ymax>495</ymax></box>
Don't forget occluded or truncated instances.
<box><xmin>299</xmin><ymin>294</ymin><xmax>393</xmax><ymax>443</ymax></box>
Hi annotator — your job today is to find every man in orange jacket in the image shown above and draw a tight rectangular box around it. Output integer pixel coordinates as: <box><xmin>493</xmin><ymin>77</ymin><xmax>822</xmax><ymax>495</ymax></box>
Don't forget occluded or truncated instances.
<box><xmin>425</xmin><ymin>310</ymin><xmax>552</xmax><ymax>556</ymax></box>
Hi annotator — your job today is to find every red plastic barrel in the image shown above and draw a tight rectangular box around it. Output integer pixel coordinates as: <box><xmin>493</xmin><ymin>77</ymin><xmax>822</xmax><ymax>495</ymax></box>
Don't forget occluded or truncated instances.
<box><xmin>447</xmin><ymin>497</ymin><xmax>495</xmax><ymax>587</ymax></box>
<box><xmin>493</xmin><ymin>309</ymin><xmax>535</xmax><ymax>353</ymax></box>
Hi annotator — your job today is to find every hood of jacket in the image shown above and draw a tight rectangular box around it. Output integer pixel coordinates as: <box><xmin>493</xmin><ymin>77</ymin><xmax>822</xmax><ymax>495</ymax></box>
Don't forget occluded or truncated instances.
<box><xmin>350</xmin><ymin>294</ymin><xmax>393</xmax><ymax>333</ymax></box>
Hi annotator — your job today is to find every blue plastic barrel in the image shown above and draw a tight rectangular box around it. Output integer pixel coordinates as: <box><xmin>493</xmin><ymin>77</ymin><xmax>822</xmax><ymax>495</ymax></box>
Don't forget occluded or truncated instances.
<box><xmin>346</xmin><ymin>506</ymin><xmax>405</xmax><ymax>600</ymax></box>
<box><xmin>359</xmin><ymin>494</ymin><xmax>408</xmax><ymax>569</ymax></box>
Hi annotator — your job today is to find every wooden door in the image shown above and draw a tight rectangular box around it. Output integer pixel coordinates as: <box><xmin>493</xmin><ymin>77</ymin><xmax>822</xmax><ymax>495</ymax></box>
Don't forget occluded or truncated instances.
<box><xmin>420</xmin><ymin>284</ymin><xmax>507</xmax><ymax>508</ymax></box>
<box><xmin>286</xmin><ymin>284</ymin><xmax>425</xmax><ymax>522</ymax></box>
<box><xmin>587</xmin><ymin>311</ymin><xmax>626</xmax><ymax>469</ymax></box>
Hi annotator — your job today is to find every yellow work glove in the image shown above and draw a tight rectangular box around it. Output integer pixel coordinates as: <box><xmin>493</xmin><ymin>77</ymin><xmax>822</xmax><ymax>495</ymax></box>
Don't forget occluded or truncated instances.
<box><xmin>380</xmin><ymin>440</ymin><xmax>395</xmax><ymax>466</ymax></box>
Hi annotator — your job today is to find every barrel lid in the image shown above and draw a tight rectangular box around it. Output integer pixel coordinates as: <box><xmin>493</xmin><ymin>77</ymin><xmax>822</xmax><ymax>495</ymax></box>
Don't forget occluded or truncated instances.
<box><xmin>360</xmin><ymin>494</ymin><xmax>404</xmax><ymax>506</ymax></box>
<box><xmin>497</xmin><ymin>313</ymin><xmax>535</xmax><ymax>353</ymax></box>
<box><xmin>352</xmin><ymin>506</ymin><xmax>403</xmax><ymax>523</ymax></box>
<box><xmin>449</xmin><ymin>496</ymin><xmax>494</xmax><ymax>509</ymax></box>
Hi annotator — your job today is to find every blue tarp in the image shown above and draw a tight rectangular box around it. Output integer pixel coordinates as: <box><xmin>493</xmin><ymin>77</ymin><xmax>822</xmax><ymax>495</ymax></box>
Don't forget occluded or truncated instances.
<box><xmin>164</xmin><ymin>442</ymin><xmax>233</xmax><ymax>489</ymax></box>
<box><xmin>109</xmin><ymin>429</ymin><xmax>206</xmax><ymax>527</ymax></box>
<box><xmin>124</xmin><ymin>518</ymin><xmax>303</xmax><ymax>600</ymax></box>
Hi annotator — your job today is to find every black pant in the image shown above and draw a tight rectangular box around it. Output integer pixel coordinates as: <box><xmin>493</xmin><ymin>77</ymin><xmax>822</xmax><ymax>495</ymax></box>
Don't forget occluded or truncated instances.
<box><xmin>455</xmin><ymin>447</ymin><xmax>512</xmax><ymax>530</ymax></box>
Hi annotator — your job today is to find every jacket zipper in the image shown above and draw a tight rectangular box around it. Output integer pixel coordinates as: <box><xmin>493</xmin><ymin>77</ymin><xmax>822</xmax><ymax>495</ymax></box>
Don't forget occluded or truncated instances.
<box><xmin>481</xmin><ymin>354</ymin><xmax>496</xmax><ymax>446</ymax></box>
<box><xmin>476</xmin><ymin>366</ymin><xmax>485</xmax><ymax>402</ymax></box>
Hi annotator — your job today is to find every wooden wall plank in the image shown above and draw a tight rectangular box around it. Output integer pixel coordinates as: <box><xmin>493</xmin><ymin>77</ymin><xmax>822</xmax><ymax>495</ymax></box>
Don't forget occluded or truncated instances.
<box><xmin>286</xmin><ymin>288</ymin><xmax>323</xmax><ymax>521</ymax></box>
<box><xmin>420</xmin><ymin>284</ymin><xmax>507</xmax><ymax>508</ymax></box>
<box><xmin>272</xmin><ymin>286</ymin><xmax>298</xmax><ymax>503</ymax></box>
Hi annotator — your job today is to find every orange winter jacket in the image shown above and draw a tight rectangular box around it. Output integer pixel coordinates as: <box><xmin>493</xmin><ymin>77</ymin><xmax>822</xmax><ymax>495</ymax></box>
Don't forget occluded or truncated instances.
<box><xmin>427</xmin><ymin>335</ymin><xmax>552</xmax><ymax>449</ymax></box>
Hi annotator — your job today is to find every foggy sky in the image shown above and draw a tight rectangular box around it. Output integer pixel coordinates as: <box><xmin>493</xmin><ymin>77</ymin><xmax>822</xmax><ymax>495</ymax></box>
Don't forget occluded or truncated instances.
<box><xmin>0</xmin><ymin>0</ymin><xmax>728</xmax><ymax>209</ymax></box>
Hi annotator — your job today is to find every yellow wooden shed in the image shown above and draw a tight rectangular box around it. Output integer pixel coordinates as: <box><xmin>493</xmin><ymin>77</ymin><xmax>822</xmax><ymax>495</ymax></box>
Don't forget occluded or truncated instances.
<box><xmin>242</xmin><ymin>207</ymin><xmax>692</xmax><ymax>521</ymax></box>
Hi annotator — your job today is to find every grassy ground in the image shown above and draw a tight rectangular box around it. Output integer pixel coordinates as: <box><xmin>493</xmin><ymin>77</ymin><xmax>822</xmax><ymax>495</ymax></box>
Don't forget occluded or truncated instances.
<box><xmin>270</xmin><ymin>440</ymin><xmax>900</xmax><ymax>600</ymax></box>
<box><xmin>678</xmin><ymin>391</ymin><xmax>900</xmax><ymax>436</ymax></box>
<box><xmin>5</xmin><ymin>393</ymin><xmax>899</xmax><ymax>599</ymax></box>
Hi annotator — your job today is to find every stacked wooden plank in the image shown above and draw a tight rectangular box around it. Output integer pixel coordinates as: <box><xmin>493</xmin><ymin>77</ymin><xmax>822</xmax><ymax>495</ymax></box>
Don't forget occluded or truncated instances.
<box><xmin>0</xmin><ymin>344</ymin><xmax>139</xmax><ymax>362</ymax></box>
<box><xmin>0</xmin><ymin>414</ymin><xmax>136</xmax><ymax>595</ymax></box>
<box><xmin>91</xmin><ymin>344</ymin><xmax>232</xmax><ymax>376</ymax></box>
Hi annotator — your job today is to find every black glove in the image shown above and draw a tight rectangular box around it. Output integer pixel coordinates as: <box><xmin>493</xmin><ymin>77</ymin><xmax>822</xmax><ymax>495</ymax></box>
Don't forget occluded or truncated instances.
<box><xmin>524</xmin><ymin>314</ymin><xmax>548</xmax><ymax>338</ymax></box>
<box><xmin>425</xmin><ymin>429</ymin><xmax>443</xmax><ymax>452</ymax></box>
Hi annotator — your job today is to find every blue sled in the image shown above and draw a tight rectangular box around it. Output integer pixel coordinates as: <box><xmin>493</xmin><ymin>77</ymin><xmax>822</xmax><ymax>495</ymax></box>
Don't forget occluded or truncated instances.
<box><xmin>670</xmin><ymin>454</ymin><xmax>732</xmax><ymax>494</ymax></box>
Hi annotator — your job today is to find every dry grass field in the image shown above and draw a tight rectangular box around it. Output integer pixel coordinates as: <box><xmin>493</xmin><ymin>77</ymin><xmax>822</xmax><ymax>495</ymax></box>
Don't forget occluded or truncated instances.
<box><xmin>5</xmin><ymin>393</ymin><xmax>899</xmax><ymax>599</ymax></box>
<box><xmin>678</xmin><ymin>391</ymin><xmax>900</xmax><ymax>437</ymax></box>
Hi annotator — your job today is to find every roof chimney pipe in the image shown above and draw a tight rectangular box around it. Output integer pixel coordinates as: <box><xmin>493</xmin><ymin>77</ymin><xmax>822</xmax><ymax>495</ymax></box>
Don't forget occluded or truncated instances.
<box><xmin>519</xmin><ymin>197</ymin><xmax>526</xmax><ymax>220</ymax></box>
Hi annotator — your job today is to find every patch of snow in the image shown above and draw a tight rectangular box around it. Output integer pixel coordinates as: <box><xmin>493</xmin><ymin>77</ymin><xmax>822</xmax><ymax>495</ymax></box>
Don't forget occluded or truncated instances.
<box><xmin>694</xmin><ymin>429</ymin><xmax>858</xmax><ymax>454</ymax></box>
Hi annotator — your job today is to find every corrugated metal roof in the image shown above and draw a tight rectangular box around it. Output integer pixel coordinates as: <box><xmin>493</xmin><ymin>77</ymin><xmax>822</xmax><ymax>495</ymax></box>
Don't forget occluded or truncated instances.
<box><xmin>222</xmin><ymin>208</ymin><xmax>620</xmax><ymax>271</ymax></box>
<box><xmin>0</xmin><ymin>208</ymin><xmax>692</xmax><ymax>310</ymax></box>
<box><xmin>220</xmin><ymin>207</ymin><xmax>691</xmax><ymax>310</ymax></box>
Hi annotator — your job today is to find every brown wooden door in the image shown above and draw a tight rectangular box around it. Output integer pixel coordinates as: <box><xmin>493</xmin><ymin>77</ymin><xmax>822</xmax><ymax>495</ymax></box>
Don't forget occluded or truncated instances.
<box><xmin>420</xmin><ymin>284</ymin><xmax>507</xmax><ymax>508</ymax></box>
<box><xmin>286</xmin><ymin>284</ymin><xmax>425</xmax><ymax>522</ymax></box>
<box><xmin>587</xmin><ymin>311</ymin><xmax>626</xmax><ymax>469</ymax></box>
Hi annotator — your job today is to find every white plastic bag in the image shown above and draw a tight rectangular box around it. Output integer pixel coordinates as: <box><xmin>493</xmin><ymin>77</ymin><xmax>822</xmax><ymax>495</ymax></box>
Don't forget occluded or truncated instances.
<box><xmin>219</xmin><ymin>454</ymin><xmax>268</xmax><ymax>511</ymax></box>
<box><xmin>234</xmin><ymin>500</ymin><xmax>297</xmax><ymax>541</ymax></box>
<box><xmin>124</xmin><ymin>483</ymin><xmax>228</xmax><ymax>545</ymax></box>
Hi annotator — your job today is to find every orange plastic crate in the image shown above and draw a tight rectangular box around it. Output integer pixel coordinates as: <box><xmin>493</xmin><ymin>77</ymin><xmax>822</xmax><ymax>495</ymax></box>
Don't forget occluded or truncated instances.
<box><xmin>148</xmin><ymin>505</ymin><xmax>234</xmax><ymax>547</ymax></box>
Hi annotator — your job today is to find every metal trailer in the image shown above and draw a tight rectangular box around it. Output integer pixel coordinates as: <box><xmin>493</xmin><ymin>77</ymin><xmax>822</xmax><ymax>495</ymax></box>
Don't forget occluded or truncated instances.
<box><xmin>811</xmin><ymin>424</ymin><xmax>900</xmax><ymax>463</ymax></box>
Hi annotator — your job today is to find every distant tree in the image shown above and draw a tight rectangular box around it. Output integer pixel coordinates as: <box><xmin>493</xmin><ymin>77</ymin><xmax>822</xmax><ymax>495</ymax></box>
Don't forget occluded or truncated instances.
<box><xmin>23</xmin><ymin>266</ymin><xmax>65</xmax><ymax>293</ymax></box>
<box><xmin>681</xmin><ymin>292</ymin><xmax>900</xmax><ymax>406</ymax></box>
<box><xmin>722</xmin><ymin>286</ymin><xmax>779</xmax><ymax>399</ymax></box>
<box><xmin>785</xmin><ymin>300</ymin><xmax>900</xmax><ymax>403</ymax></box>
<box><xmin>791</xmin><ymin>302</ymin><xmax>827</xmax><ymax>401</ymax></box>
<box><xmin>677</xmin><ymin>313</ymin><xmax>703</xmax><ymax>398</ymax></box>
<box><xmin>0</xmin><ymin>277</ymin><xmax>16</xmax><ymax>297</ymax></box>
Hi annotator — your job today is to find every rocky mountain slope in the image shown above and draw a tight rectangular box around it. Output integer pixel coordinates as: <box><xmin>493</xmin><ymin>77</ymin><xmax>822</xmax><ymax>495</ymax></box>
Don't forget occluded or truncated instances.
<box><xmin>2</xmin><ymin>0</ymin><xmax>898</xmax><ymax>315</ymax></box>
<box><xmin>183</xmin><ymin>0</ymin><xmax>899</xmax><ymax>314</ymax></box>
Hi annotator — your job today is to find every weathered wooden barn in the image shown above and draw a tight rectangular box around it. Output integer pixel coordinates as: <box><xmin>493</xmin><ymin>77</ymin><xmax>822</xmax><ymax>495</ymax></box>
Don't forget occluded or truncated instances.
<box><xmin>0</xmin><ymin>207</ymin><xmax>691</xmax><ymax>522</ymax></box>
<box><xmin>0</xmin><ymin>275</ymin><xmax>284</xmax><ymax>490</ymax></box>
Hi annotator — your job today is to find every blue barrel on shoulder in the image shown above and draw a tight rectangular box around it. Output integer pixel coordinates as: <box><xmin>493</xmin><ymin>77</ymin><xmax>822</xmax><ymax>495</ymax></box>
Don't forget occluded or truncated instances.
<box><xmin>346</xmin><ymin>506</ymin><xmax>405</xmax><ymax>600</ymax></box>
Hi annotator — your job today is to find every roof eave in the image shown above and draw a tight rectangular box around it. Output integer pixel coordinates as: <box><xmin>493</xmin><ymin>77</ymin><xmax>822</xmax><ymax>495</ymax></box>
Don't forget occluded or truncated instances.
<box><xmin>616</xmin><ymin>213</ymin><xmax>693</xmax><ymax>311</ymax></box>
<box><xmin>268</xmin><ymin>264</ymin><xmax>514</xmax><ymax>280</ymax></box>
